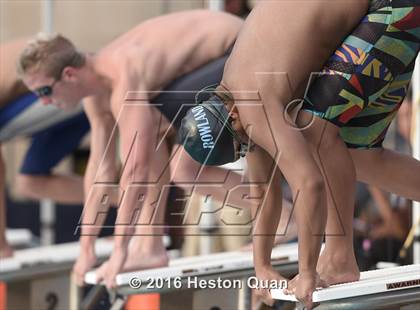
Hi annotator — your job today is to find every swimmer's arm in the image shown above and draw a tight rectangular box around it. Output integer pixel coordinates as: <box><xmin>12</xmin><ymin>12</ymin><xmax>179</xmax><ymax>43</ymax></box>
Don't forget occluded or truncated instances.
<box><xmin>80</xmin><ymin>96</ymin><xmax>118</xmax><ymax>250</ymax></box>
<box><xmin>110</xmin><ymin>76</ymin><xmax>156</xmax><ymax>250</ymax></box>
<box><xmin>246</xmin><ymin>145</ymin><xmax>283</xmax><ymax>272</ymax></box>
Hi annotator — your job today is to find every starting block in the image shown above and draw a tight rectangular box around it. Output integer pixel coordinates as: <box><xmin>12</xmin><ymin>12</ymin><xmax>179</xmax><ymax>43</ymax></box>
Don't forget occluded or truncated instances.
<box><xmin>271</xmin><ymin>264</ymin><xmax>420</xmax><ymax>309</ymax></box>
<box><xmin>0</xmin><ymin>238</ymin><xmax>113</xmax><ymax>310</ymax></box>
<box><xmin>85</xmin><ymin>242</ymin><xmax>299</xmax><ymax>287</ymax></box>
<box><xmin>85</xmin><ymin>242</ymin><xmax>300</xmax><ymax>310</ymax></box>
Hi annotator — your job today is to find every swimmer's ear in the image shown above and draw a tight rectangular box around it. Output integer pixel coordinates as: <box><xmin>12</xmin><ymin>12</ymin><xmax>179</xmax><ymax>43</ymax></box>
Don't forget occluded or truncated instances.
<box><xmin>228</xmin><ymin>104</ymin><xmax>240</xmax><ymax>121</ymax></box>
<box><xmin>228</xmin><ymin>105</ymin><xmax>244</xmax><ymax>132</ymax></box>
<box><xmin>62</xmin><ymin>66</ymin><xmax>78</xmax><ymax>81</ymax></box>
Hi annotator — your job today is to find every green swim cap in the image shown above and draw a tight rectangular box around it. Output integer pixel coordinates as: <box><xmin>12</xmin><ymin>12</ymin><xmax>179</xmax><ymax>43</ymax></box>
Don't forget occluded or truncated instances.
<box><xmin>179</xmin><ymin>95</ymin><xmax>246</xmax><ymax>166</ymax></box>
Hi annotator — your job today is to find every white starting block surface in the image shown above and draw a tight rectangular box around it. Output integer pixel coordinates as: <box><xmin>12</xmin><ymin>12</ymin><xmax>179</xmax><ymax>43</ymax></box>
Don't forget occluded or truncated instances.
<box><xmin>271</xmin><ymin>264</ymin><xmax>420</xmax><ymax>303</ymax></box>
<box><xmin>85</xmin><ymin>242</ymin><xmax>299</xmax><ymax>286</ymax></box>
<box><xmin>0</xmin><ymin>238</ymin><xmax>113</xmax><ymax>278</ymax></box>
<box><xmin>83</xmin><ymin>243</ymin><xmax>300</xmax><ymax>310</ymax></box>
<box><xmin>5</xmin><ymin>229</ymin><xmax>35</xmax><ymax>248</ymax></box>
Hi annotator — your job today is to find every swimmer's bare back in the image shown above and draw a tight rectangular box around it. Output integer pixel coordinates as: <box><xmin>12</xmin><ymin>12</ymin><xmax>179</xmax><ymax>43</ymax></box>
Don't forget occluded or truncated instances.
<box><xmin>222</xmin><ymin>0</ymin><xmax>369</xmax><ymax>99</ymax></box>
<box><xmin>94</xmin><ymin>10</ymin><xmax>243</xmax><ymax>98</ymax></box>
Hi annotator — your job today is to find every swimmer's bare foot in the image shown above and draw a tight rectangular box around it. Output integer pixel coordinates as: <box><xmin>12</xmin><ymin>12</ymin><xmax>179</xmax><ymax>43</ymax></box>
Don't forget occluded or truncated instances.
<box><xmin>284</xmin><ymin>273</ymin><xmax>327</xmax><ymax>295</ymax></box>
<box><xmin>316</xmin><ymin>251</ymin><xmax>360</xmax><ymax>286</ymax></box>
<box><xmin>94</xmin><ymin>239</ymin><xmax>169</xmax><ymax>280</ymax></box>
<box><xmin>255</xmin><ymin>266</ymin><xmax>288</xmax><ymax>307</ymax></box>
<box><xmin>121</xmin><ymin>236</ymin><xmax>169</xmax><ymax>272</ymax></box>
<box><xmin>0</xmin><ymin>243</ymin><xmax>14</xmax><ymax>258</ymax></box>
<box><xmin>122</xmin><ymin>247</ymin><xmax>169</xmax><ymax>272</ymax></box>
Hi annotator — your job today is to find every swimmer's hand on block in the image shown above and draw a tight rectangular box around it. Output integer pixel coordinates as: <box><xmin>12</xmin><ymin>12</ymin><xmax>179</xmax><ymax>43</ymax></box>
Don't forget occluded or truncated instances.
<box><xmin>271</xmin><ymin>264</ymin><xmax>420</xmax><ymax>302</ymax></box>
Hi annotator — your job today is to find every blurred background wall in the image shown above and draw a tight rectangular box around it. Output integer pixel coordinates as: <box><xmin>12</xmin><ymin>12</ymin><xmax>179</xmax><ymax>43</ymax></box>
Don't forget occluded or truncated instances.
<box><xmin>0</xmin><ymin>1</ymin><xmax>207</xmax><ymax>47</ymax></box>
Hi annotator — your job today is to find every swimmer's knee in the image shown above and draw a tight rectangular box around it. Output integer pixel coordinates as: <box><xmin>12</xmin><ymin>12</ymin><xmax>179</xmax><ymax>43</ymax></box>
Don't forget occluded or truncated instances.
<box><xmin>302</xmin><ymin>174</ymin><xmax>325</xmax><ymax>195</ymax></box>
<box><xmin>15</xmin><ymin>174</ymin><xmax>46</xmax><ymax>199</ymax></box>
<box><xmin>290</xmin><ymin>167</ymin><xmax>325</xmax><ymax>200</ymax></box>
